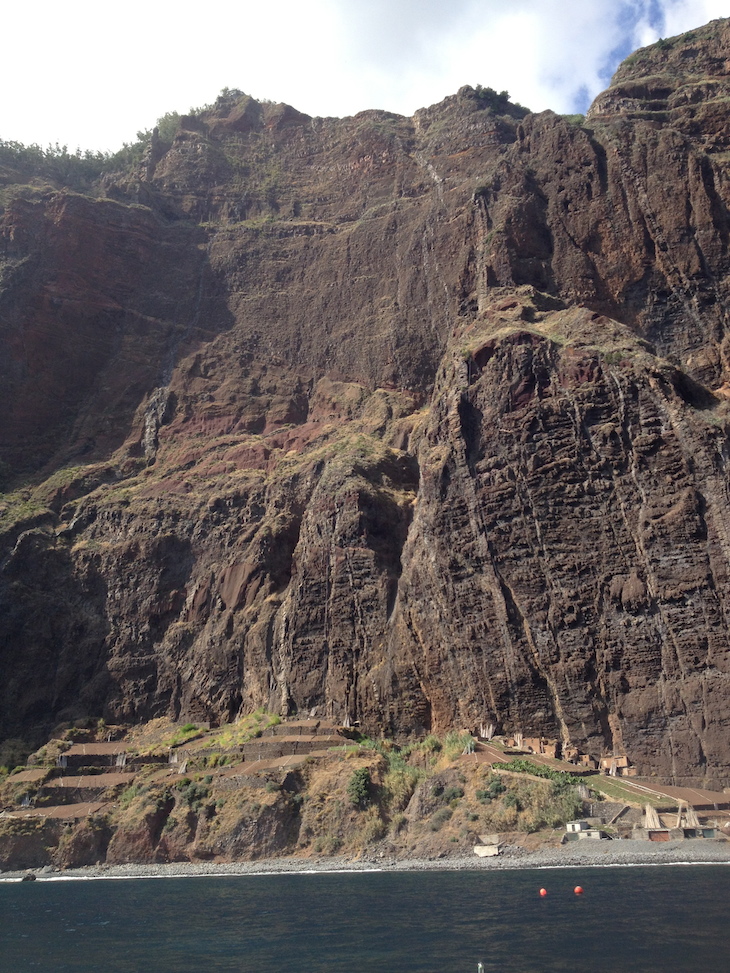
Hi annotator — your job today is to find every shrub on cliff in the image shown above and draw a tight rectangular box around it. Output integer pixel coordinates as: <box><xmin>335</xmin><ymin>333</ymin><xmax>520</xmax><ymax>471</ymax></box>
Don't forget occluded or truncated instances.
<box><xmin>464</xmin><ymin>84</ymin><xmax>529</xmax><ymax>118</ymax></box>
<box><xmin>443</xmin><ymin>731</ymin><xmax>474</xmax><ymax>760</ymax></box>
<box><xmin>429</xmin><ymin>807</ymin><xmax>453</xmax><ymax>831</ymax></box>
<box><xmin>347</xmin><ymin>767</ymin><xmax>372</xmax><ymax>809</ymax></box>
<box><xmin>176</xmin><ymin>778</ymin><xmax>210</xmax><ymax>812</ymax></box>
<box><xmin>383</xmin><ymin>765</ymin><xmax>422</xmax><ymax>811</ymax></box>
<box><xmin>0</xmin><ymin>139</ymin><xmax>109</xmax><ymax>189</ymax></box>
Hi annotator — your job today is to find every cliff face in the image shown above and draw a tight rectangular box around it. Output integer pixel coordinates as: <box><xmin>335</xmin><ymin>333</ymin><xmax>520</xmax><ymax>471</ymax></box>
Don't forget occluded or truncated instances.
<box><xmin>3</xmin><ymin>20</ymin><xmax>730</xmax><ymax>783</ymax></box>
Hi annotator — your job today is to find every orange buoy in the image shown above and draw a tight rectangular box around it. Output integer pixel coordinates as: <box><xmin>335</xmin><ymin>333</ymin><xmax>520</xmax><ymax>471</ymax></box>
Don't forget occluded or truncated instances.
<box><xmin>574</xmin><ymin>886</ymin><xmax>584</xmax><ymax>895</ymax></box>
<box><xmin>539</xmin><ymin>888</ymin><xmax>548</xmax><ymax>897</ymax></box>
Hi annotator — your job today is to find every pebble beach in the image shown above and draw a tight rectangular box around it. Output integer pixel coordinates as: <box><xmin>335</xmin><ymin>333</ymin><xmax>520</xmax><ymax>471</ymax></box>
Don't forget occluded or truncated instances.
<box><xmin>2</xmin><ymin>837</ymin><xmax>730</xmax><ymax>881</ymax></box>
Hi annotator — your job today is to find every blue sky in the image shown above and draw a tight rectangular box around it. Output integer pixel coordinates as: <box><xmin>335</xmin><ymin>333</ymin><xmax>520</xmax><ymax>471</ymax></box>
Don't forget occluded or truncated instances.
<box><xmin>0</xmin><ymin>0</ymin><xmax>727</xmax><ymax>152</ymax></box>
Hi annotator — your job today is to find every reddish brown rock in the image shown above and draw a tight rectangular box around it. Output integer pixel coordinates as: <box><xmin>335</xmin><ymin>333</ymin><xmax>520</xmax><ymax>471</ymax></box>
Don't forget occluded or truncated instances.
<box><xmin>2</xmin><ymin>21</ymin><xmax>730</xmax><ymax>785</ymax></box>
<box><xmin>0</xmin><ymin>819</ymin><xmax>61</xmax><ymax>871</ymax></box>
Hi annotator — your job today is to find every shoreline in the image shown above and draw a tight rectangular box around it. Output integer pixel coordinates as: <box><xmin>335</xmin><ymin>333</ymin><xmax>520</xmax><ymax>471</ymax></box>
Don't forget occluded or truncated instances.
<box><xmin>2</xmin><ymin>838</ymin><xmax>730</xmax><ymax>882</ymax></box>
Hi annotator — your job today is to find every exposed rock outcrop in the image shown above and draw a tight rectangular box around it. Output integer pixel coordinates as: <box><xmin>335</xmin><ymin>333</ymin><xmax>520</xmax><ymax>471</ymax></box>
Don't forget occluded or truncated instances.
<box><xmin>3</xmin><ymin>21</ymin><xmax>730</xmax><ymax>783</ymax></box>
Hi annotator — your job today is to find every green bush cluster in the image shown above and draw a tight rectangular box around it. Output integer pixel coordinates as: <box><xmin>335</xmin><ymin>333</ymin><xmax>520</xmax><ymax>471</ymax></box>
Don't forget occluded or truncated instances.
<box><xmin>199</xmin><ymin>753</ymin><xmax>232</xmax><ymax>768</ymax></box>
<box><xmin>119</xmin><ymin>784</ymin><xmax>145</xmax><ymax>808</ymax></box>
<box><xmin>383</xmin><ymin>766</ymin><xmax>421</xmax><ymax>811</ymax></box>
<box><xmin>167</xmin><ymin>723</ymin><xmax>204</xmax><ymax>747</ymax></box>
<box><xmin>0</xmin><ymin>140</ymin><xmax>111</xmax><ymax>189</ymax></box>
<box><xmin>347</xmin><ymin>767</ymin><xmax>372</xmax><ymax>809</ymax></box>
<box><xmin>476</xmin><ymin>777</ymin><xmax>506</xmax><ymax>803</ymax></box>
<box><xmin>430</xmin><ymin>807</ymin><xmax>453</xmax><ymax>831</ymax></box>
<box><xmin>469</xmin><ymin>85</ymin><xmax>529</xmax><ymax>118</ymax></box>
<box><xmin>1</xmin><ymin>103</ymin><xmax>191</xmax><ymax>193</ymax></box>
<box><xmin>176</xmin><ymin>777</ymin><xmax>210</xmax><ymax>812</ymax></box>
<box><xmin>493</xmin><ymin>759</ymin><xmax>581</xmax><ymax>787</ymax></box>
<box><xmin>442</xmin><ymin>786</ymin><xmax>464</xmax><ymax>804</ymax></box>
<box><xmin>0</xmin><ymin>737</ymin><xmax>33</xmax><ymax>771</ymax></box>
<box><xmin>346</xmin><ymin>737</ymin><xmax>425</xmax><ymax>812</ymax></box>
<box><xmin>443</xmin><ymin>732</ymin><xmax>474</xmax><ymax>760</ymax></box>
<box><xmin>505</xmin><ymin>779</ymin><xmax>582</xmax><ymax>831</ymax></box>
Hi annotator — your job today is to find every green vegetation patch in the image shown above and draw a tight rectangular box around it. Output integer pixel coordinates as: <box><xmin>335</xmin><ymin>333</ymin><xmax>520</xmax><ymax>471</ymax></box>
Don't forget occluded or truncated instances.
<box><xmin>493</xmin><ymin>758</ymin><xmax>582</xmax><ymax>786</ymax></box>
<box><xmin>443</xmin><ymin>731</ymin><xmax>474</xmax><ymax>760</ymax></box>
<box><xmin>347</xmin><ymin>767</ymin><xmax>372</xmax><ymax>809</ymax></box>
<box><xmin>152</xmin><ymin>723</ymin><xmax>205</xmax><ymax>750</ymax></box>
<box><xmin>429</xmin><ymin>806</ymin><xmax>453</xmax><ymax>831</ymax></box>
<box><xmin>476</xmin><ymin>776</ymin><xmax>506</xmax><ymax>803</ymax></box>
<box><xmin>467</xmin><ymin>85</ymin><xmax>530</xmax><ymax>119</ymax></box>
<box><xmin>197</xmin><ymin>709</ymin><xmax>281</xmax><ymax>751</ymax></box>
<box><xmin>176</xmin><ymin>777</ymin><xmax>210</xmax><ymax>812</ymax></box>
<box><xmin>584</xmin><ymin>773</ymin><xmax>670</xmax><ymax>808</ymax></box>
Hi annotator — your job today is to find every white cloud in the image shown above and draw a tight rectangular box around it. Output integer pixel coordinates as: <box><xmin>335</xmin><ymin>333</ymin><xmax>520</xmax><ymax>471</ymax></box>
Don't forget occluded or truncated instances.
<box><xmin>425</xmin><ymin>0</ymin><xmax>631</xmax><ymax>114</ymax></box>
<box><xmin>321</xmin><ymin>0</ymin><xmax>675</xmax><ymax>116</ymax></box>
<box><xmin>662</xmin><ymin>0</ymin><xmax>730</xmax><ymax>36</ymax></box>
<box><xmin>0</xmin><ymin>0</ymin><xmax>726</xmax><ymax>151</ymax></box>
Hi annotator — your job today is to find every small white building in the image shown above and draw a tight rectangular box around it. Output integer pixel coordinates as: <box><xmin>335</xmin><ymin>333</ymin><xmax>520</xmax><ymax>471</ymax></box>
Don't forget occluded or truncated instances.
<box><xmin>566</xmin><ymin>820</ymin><xmax>591</xmax><ymax>833</ymax></box>
<box><xmin>563</xmin><ymin>820</ymin><xmax>609</xmax><ymax>842</ymax></box>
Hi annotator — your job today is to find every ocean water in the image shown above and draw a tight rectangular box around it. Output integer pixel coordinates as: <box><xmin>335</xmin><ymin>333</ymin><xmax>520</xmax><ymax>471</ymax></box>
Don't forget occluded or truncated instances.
<box><xmin>1</xmin><ymin>864</ymin><xmax>729</xmax><ymax>972</ymax></box>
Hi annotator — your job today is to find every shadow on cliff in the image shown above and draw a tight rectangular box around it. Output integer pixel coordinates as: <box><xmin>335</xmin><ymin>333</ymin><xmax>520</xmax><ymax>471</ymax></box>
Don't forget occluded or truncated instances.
<box><xmin>0</xmin><ymin>192</ymin><xmax>237</xmax><ymax>481</ymax></box>
<box><xmin>0</xmin><ymin>524</ymin><xmax>202</xmax><ymax>746</ymax></box>
<box><xmin>0</xmin><ymin>527</ymin><xmax>112</xmax><ymax>749</ymax></box>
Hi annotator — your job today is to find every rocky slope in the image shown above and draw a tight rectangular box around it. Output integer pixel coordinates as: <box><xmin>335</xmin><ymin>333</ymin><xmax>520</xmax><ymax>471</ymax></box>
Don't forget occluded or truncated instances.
<box><xmin>3</xmin><ymin>20</ymin><xmax>730</xmax><ymax>783</ymax></box>
<box><xmin>0</xmin><ymin>719</ymin><xmax>589</xmax><ymax>871</ymax></box>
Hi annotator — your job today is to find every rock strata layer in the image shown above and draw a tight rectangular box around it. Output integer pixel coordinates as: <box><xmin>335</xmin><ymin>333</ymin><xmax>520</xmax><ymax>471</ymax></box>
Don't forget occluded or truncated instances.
<box><xmin>3</xmin><ymin>20</ymin><xmax>730</xmax><ymax>782</ymax></box>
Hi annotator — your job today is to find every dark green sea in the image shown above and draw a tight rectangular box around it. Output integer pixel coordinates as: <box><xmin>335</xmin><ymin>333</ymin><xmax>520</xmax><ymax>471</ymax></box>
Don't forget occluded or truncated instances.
<box><xmin>1</xmin><ymin>865</ymin><xmax>729</xmax><ymax>972</ymax></box>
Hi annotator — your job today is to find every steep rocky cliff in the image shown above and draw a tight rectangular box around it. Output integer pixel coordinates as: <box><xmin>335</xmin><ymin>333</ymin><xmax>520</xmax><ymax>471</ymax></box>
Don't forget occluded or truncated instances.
<box><xmin>3</xmin><ymin>20</ymin><xmax>730</xmax><ymax>783</ymax></box>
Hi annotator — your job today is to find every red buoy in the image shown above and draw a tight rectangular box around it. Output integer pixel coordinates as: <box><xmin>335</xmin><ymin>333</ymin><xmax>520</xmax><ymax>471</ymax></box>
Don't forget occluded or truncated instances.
<box><xmin>574</xmin><ymin>886</ymin><xmax>584</xmax><ymax>895</ymax></box>
<box><xmin>539</xmin><ymin>888</ymin><xmax>548</xmax><ymax>897</ymax></box>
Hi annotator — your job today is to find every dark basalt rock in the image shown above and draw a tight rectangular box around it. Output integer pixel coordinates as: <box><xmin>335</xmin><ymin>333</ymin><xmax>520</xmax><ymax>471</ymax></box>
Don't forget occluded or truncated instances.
<box><xmin>2</xmin><ymin>20</ymin><xmax>730</xmax><ymax>783</ymax></box>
